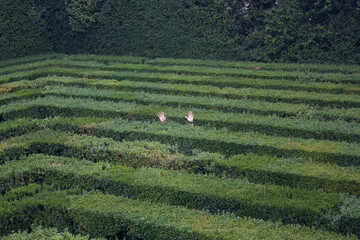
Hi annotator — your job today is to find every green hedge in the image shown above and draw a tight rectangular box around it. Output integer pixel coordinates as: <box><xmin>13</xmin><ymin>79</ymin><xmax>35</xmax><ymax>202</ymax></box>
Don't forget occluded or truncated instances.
<box><xmin>0</xmin><ymin>54</ymin><xmax>61</xmax><ymax>69</ymax></box>
<box><xmin>146</xmin><ymin>57</ymin><xmax>360</xmax><ymax>74</ymax></box>
<box><xmin>0</xmin><ymin>184</ymin><xmax>43</xmax><ymax>202</ymax></box>
<box><xmin>0</xmin><ymin>189</ymin><xmax>357</xmax><ymax>240</ymax></box>
<box><xmin>1</xmin><ymin>226</ymin><xmax>103</xmax><ymax>240</ymax></box>
<box><xmin>2</xmin><ymin>86</ymin><xmax>360</xmax><ymax>143</ymax></box>
<box><xmin>1</xmin><ymin>0</ymin><xmax>359</xmax><ymax>64</ymax></box>
<box><xmin>0</xmin><ymin>118</ymin><xmax>45</xmax><ymax>141</ymax></box>
<box><xmin>0</xmin><ymin>1</ymin><xmax>52</xmax><ymax>61</ymax></box>
<box><xmin>214</xmin><ymin>154</ymin><xmax>360</xmax><ymax>197</ymax></box>
<box><xmin>100</xmin><ymin>63</ymin><xmax>360</xmax><ymax>84</ymax></box>
<box><xmin>0</xmin><ymin>57</ymin><xmax>145</xmax><ymax>75</ymax></box>
<box><xmin>4</xmin><ymin>75</ymin><xmax>360</xmax><ymax>108</ymax></box>
<box><xmin>1</xmin><ymin>67</ymin><xmax>360</xmax><ymax>95</ymax></box>
<box><xmin>31</xmin><ymin>85</ymin><xmax>360</xmax><ymax>121</ymax></box>
<box><xmin>0</xmin><ymin>190</ymin><xmax>77</xmax><ymax>237</ymax></box>
<box><xmin>1</xmin><ymin>95</ymin><xmax>360</xmax><ymax>143</ymax></box>
<box><xmin>1</xmin><ymin>98</ymin><xmax>360</xmax><ymax>166</ymax></box>
<box><xmin>2</xmin><ymin>54</ymin><xmax>359</xmax><ymax>75</ymax></box>
<box><xmin>3</xmin><ymin>86</ymin><xmax>319</xmax><ymax>118</ymax></box>
<box><xmin>0</xmin><ymin>89</ymin><xmax>42</xmax><ymax>105</ymax></box>
<box><xmin>89</xmin><ymin>119</ymin><xmax>360</xmax><ymax>166</ymax></box>
<box><xmin>1</xmin><ymin>127</ymin><xmax>360</xmax><ymax>196</ymax></box>
<box><xmin>0</xmin><ymin>154</ymin><xmax>347</xmax><ymax>228</ymax></box>
<box><xmin>2</xmin><ymin>58</ymin><xmax>359</xmax><ymax>83</ymax></box>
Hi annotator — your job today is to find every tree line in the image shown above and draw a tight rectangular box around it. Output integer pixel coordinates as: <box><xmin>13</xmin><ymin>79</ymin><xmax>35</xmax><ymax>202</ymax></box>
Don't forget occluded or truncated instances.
<box><xmin>1</xmin><ymin>0</ymin><xmax>359</xmax><ymax>63</ymax></box>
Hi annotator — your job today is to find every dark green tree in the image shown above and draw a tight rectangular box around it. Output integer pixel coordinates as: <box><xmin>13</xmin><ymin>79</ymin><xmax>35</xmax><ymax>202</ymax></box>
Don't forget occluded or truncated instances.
<box><xmin>64</xmin><ymin>0</ymin><xmax>104</xmax><ymax>32</ymax></box>
<box><xmin>0</xmin><ymin>0</ymin><xmax>51</xmax><ymax>60</ymax></box>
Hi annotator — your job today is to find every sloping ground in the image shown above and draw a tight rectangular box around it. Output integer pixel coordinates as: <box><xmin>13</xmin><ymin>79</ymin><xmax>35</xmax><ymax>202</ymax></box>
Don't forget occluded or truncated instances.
<box><xmin>0</xmin><ymin>54</ymin><xmax>360</xmax><ymax>240</ymax></box>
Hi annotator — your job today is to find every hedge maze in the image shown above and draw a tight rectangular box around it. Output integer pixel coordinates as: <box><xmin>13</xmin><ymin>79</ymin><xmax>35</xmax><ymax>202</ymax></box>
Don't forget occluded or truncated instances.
<box><xmin>0</xmin><ymin>54</ymin><xmax>360</xmax><ymax>239</ymax></box>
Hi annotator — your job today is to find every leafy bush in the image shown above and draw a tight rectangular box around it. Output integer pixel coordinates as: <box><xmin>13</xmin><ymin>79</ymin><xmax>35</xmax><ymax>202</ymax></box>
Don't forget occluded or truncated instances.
<box><xmin>0</xmin><ymin>189</ymin><xmax>357</xmax><ymax>239</ymax></box>
<box><xmin>1</xmin><ymin>128</ymin><xmax>359</xmax><ymax>196</ymax></box>
<box><xmin>332</xmin><ymin>195</ymin><xmax>360</xmax><ymax>238</ymax></box>
<box><xmin>0</xmin><ymin>0</ymin><xmax>51</xmax><ymax>60</ymax></box>
<box><xmin>1</xmin><ymin>226</ymin><xmax>103</xmax><ymax>239</ymax></box>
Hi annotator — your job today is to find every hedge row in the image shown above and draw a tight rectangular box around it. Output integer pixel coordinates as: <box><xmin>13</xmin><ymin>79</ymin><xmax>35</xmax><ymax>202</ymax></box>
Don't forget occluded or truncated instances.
<box><xmin>43</xmin><ymin>85</ymin><xmax>360</xmax><ymax>130</ymax></box>
<box><xmin>88</xmin><ymin>119</ymin><xmax>360</xmax><ymax>166</ymax></box>
<box><xmin>0</xmin><ymin>54</ymin><xmax>62</xmax><ymax>69</ymax></box>
<box><xmin>0</xmin><ymin>89</ymin><xmax>41</xmax><ymax>105</ymax></box>
<box><xmin>146</xmin><ymin>57</ymin><xmax>360</xmax><ymax>74</ymax></box>
<box><xmin>63</xmin><ymin>54</ymin><xmax>360</xmax><ymax>74</ymax></box>
<box><xmin>101</xmin><ymin>63</ymin><xmax>360</xmax><ymax>84</ymax></box>
<box><xmin>0</xmin><ymin>56</ymin><xmax>146</xmax><ymax>75</ymax></box>
<box><xmin>1</xmin><ymin>226</ymin><xmax>102</xmax><ymax>240</ymax></box>
<box><xmin>3</xmin><ymin>86</ymin><xmax>322</xmax><ymax>118</ymax></box>
<box><xmin>2</xmin><ymin>58</ymin><xmax>359</xmax><ymax>84</ymax></box>
<box><xmin>4</xmin><ymin>84</ymin><xmax>360</xmax><ymax>123</ymax></box>
<box><xmin>3</xmin><ymin>79</ymin><xmax>360</xmax><ymax>122</ymax></box>
<box><xmin>0</xmin><ymin>58</ymin><xmax>129</xmax><ymax>76</ymax></box>
<box><xmin>0</xmin><ymin>118</ymin><xmax>45</xmax><ymax>141</ymax></box>
<box><xmin>1</xmin><ymin>95</ymin><xmax>360</xmax><ymax>144</ymax></box>
<box><xmin>1</xmin><ymin>128</ymin><xmax>359</xmax><ymax>196</ymax></box>
<box><xmin>0</xmin><ymin>59</ymin><xmax>69</xmax><ymax>76</ymax></box>
<box><xmin>0</xmin><ymin>188</ymin><xmax>357</xmax><ymax>239</ymax></box>
<box><xmin>1</xmin><ymin>67</ymin><xmax>360</xmax><ymax>95</ymax></box>
<box><xmin>1</xmin><ymin>101</ymin><xmax>360</xmax><ymax>167</ymax></box>
<box><xmin>4</xmin><ymin>76</ymin><xmax>360</xmax><ymax>117</ymax></box>
<box><xmin>0</xmin><ymin>183</ymin><xmax>43</xmax><ymax>202</ymax></box>
<box><xmin>4</xmin><ymin>75</ymin><xmax>360</xmax><ymax>108</ymax></box>
<box><xmin>0</xmin><ymin>154</ymin><xmax>350</xmax><ymax>229</ymax></box>
<box><xmin>4</xmin><ymin>85</ymin><xmax>360</xmax><ymax>142</ymax></box>
<box><xmin>2</xmin><ymin>54</ymin><xmax>359</xmax><ymax>78</ymax></box>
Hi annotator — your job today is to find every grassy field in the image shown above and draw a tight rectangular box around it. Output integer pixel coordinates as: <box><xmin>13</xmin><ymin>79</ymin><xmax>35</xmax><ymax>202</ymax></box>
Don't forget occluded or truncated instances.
<box><xmin>0</xmin><ymin>54</ymin><xmax>359</xmax><ymax>240</ymax></box>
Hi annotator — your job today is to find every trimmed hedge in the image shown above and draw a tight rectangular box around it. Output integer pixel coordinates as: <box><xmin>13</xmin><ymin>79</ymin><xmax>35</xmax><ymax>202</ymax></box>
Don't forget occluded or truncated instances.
<box><xmin>31</xmin><ymin>85</ymin><xmax>360</xmax><ymax>120</ymax></box>
<box><xmin>146</xmin><ymin>57</ymin><xmax>360</xmax><ymax>74</ymax></box>
<box><xmin>0</xmin><ymin>118</ymin><xmax>45</xmax><ymax>141</ymax></box>
<box><xmin>2</xmin><ymin>58</ymin><xmax>359</xmax><ymax>83</ymax></box>
<box><xmin>101</xmin><ymin>62</ymin><xmax>360</xmax><ymax>84</ymax></box>
<box><xmin>0</xmin><ymin>154</ymin><xmax>348</xmax><ymax>228</ymax></box>
<box><xmin>4</xmin><ymin>75</ymin><xmax>360</xmax><ymax>108</ymax></box>
<box><xmin>1</xmin><ymin>100</ymin><xmax>360</xmax><ymax>166</ymax></box>
<box><xmin>1</xmin><ymin>226</ymin><xmax>103</xmax><ymax>240</ymax></box>
<box><xmin>0</xmin><ymin>189</ymin><xmax>357</xmax><ymax>240</ymax></box>
<box><xmin>2</xmin><ymin>55</ymin><xmax>360</xmax><ymax>239</ymax></box>
<box><xmin>0</xmin><ymin>89</ymin><xmax>42</xmax><ymax>105</ymax></box>
<box><xmin>0</xmin><ymin>184</ymin><xmax>43</xmax><ymax>202</ymax></box>
<box><xmin>1</xmin><ymin>95</ymin><xmax>360</xmax><ymax>144</ymax></box>
<box><xmin>1</xmin><ymin>67</ymin><xmax>360</xmax><ymax>95</ymax></box>
<box><xmin>2</xmin><ymin>54</ymin><xmax>359</xmax><ymax>74</ymax></box>
<box><xmin>1</xmin><ymin>127</ymin><xmax>360</xmax><ymax>196</ymax></box>
<box><xmin>89</xmin><ymin>119</ymin><xmax>360</xmax><ymax>166</ymax></box>
<box><xmin>4</xmin><ymin>83</ymin><xmax>360</xmax><ymax>123</ymax></box>
<box><xmin>0</xmin><ymin>54</ymin><xmax>61</xmax><ymax>69</ymax></box>
<box><xmin>214</xmin><ymin>154</ymin><xmax>360</xmax><ymax>197</ymax></box>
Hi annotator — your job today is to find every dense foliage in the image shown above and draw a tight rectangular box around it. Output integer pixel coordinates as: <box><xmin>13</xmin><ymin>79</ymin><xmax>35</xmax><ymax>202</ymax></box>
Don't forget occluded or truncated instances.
<box><xmin>0</xmin><ymin>54</ymin><xmax>360</xmax><ymax>239</ymax></box>
<box><xmin>0</xmin><ymin>0</ymin><xmax>52</xmax><ymax>60</ymax></box>
<box><xmin>1</xmin><ymin>0</ymin><xmax>359</xmax><ymax>63</ymax></box>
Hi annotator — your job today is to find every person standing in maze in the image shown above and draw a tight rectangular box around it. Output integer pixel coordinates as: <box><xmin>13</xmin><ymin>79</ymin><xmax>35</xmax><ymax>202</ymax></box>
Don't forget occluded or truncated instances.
<box><xmin>158</xmin><ymin>111</ymin><xmax>194</xmax><ymax>126</ymax></box>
